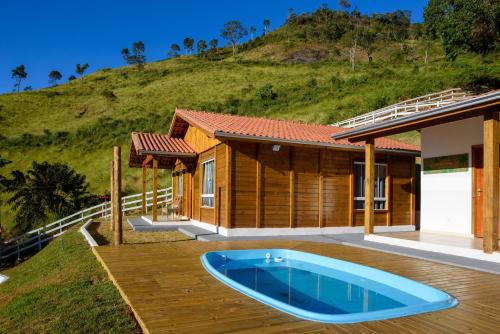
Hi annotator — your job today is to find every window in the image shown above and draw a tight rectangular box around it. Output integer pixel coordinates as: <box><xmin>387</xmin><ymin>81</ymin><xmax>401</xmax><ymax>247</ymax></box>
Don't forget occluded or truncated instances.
<box><xmin>354</xmin><ymin>162</ymin><xmax>387</xmax><ymax>210</ymax></box>
<box><xmin>177</xmin><ymin>174</ymin><xmax>183</xmax><ymax>196</ymax></box>
<box><xmin>201</xmin><ymin>159</ymin><xmax>214</xmax><ymax>207</ymax></box>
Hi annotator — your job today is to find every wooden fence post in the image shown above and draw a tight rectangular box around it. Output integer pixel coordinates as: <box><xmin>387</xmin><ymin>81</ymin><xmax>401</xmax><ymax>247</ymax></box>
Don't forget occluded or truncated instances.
<box><xmin>113</xmin><ymin>147</ymin><xmax>123</xmax><ymax>246</ymax></box>
<box><xmin>110</xmin><ymin>160</ymin><xmax>114</xmax><ymax>231</ymax></box>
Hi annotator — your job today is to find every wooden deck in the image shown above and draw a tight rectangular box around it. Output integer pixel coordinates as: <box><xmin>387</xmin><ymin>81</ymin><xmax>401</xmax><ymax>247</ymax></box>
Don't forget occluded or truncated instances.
<box><xmin>94</xmin><ymin>240</ymin><xmax>500</xmax><ymax>334</ymax></box>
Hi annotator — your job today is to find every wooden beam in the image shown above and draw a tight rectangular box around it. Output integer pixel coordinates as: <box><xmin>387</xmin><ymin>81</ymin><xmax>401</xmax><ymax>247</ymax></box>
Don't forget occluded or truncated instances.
<box><xmin>289</xmin><ymin>148</ymin><xmax>295</xmax><ymax>228</ymax></box>
<box><xmin>483</xmin><ymin>112</ymin><xmax>499</xmax><ymax>253</ymax></box>
<box><xmin>256</xmin><ymin>145</ymin><xmax>262</xmax><ymax>228</ymax></box>
<box><xmin>225</xmin><ymin>144</ymin><xmax>232</xmax><ymax>228</ymax></box>
<box><xmin>386</xmin><ymin>156</ymin><xmax>392</xmax><ymax>226</ymax></box>
<box><xmin>142</xmin><ymin>166</ymin><xmax>147</xmax><ymax>215</ymax></box>
<box><xmin>152</xmin><ymin>159</ymin><xmax>158</xmax><ymax>222</ymax></box>
<box><xmin>364</xmin><ymin>138</ymin><xmax>375</xmax><ymax>235</ymax></box>
<box><xmin>410</xmin><ymin>157</ymin><xmax>416</xmax><ymax>226</ymax></box>
<box><xmin>349</xmin><ymin>154</ymin><xmax>354</xmax><ymax>227</ymax></box>
<box><xmin>113</xmin><ymin>146</ymin><xmax>122</xmax><ymax>246</ymax></box>
<box><xmin>318</xmin><ymin>149</ymin><xmax>323</xmax><ymax>227</ymax></box>
<box><xmin>142</xmin><ymin>154</ymin><xmax>153</xmax><ymax>167</ymax></box>
<box><xmin>214</xmin><ymin>153</ymin><xmax>218</xmax><ymax>226</ymax></box>
<box><xmin>110</xmin><ymin>160</ymin><xmax>114</xmax><ymax>232</ymax></box>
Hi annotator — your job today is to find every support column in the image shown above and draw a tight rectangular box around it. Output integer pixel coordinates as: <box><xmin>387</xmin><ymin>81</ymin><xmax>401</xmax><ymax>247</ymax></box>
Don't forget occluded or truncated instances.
<box><xmin>226</xmin><ymin>144</ymin><xmax>232</xmax><ymax>228</ymax></box>
<box><xmin>109</xmin><ymin>160</ymin><xmax>114</xmax><ymax>231</ymax></box>
<box><xmin>142</xmin><ymin>166</ymin><xmax>147</xmax><ymax>214</ymax></box>
<box><xmin>364</xmin><ymin>138</ymin><xmax>375</xmax><ymax>235</ymax></box>
<box><xmin>113</xmin><ymin>146</ymin><xmax>122</xmax><ymax>246</ymax></box>
<box><xmin>152</xmin><ymin>159</ymin><xmax>158</xmax><ymax>223</ymax></box>
<box><xmin>483</xmin><ymin>112</ymin><xmax>499</xmax><ymax>253</ymax></box>
<box><xmin>289</xmin><ymin>147</ymin><xmax>295</xmax><ymax>228</ymax></box>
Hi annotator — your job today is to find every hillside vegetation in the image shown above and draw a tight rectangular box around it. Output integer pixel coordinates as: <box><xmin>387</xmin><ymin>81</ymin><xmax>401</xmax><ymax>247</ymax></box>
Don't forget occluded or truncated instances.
<box><xmin>0</xmin><ymin>229</ymin><xmax>139</xmax><ymax>333</ymax></box>
<box><xmin>0</xmin><ymin>7</ymin><xmax>499</xmax><ymax>234</ymax></box>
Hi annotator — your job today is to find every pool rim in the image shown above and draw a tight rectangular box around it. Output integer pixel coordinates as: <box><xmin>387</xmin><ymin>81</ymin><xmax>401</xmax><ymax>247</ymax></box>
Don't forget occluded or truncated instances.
<box><xmin>200</xmin><ymin>248</ymin><xmax>459</xmax><ymax>324</ymax></box>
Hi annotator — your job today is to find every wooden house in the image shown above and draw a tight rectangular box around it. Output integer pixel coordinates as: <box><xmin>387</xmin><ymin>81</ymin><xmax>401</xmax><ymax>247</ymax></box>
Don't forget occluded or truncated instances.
<box><xmin>129</xmin><ymin>109</ymin><xmax>419</xmax><ymax>237</ymax></box>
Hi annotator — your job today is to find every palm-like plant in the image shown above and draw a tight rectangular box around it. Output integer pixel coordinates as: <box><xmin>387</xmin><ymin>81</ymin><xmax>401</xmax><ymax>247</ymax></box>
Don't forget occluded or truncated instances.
<box><xmin>2</xmin><ymin>162</ymin><xmax>96</xmax><ymax>234</ymax></box>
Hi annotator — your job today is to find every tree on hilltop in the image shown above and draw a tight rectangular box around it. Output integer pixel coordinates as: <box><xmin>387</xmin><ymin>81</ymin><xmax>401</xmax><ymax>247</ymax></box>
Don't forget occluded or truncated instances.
<box><xmin>48</xmin><ymin>70</ymin><xmax>62</xmax><ymax>86</ymax></box>
<box><xmin>168</xmin><ymin>43</ymin><xmax>181</xmax><ymax>58</ymax></box>
<box><xmin>183</xmin><ymin>37</ymin><xmax>194</xmax><ymax>55</ymax></box>
<box><xmin>76</xmin><ymin>63</ymin><xmax>89</xmax><ymax>78</ymax></box>
<box><xmin>121</xmin><ymin>41</ymin><xmax>145</xmax><ymax>70</ymax></box>
<box><xmin>197</xmin><ymin>40</ymin><xmax>207</xmax><ymax>57</ymax></box>
<box><xmin>221</xmin><ymin>20</ymin><xmax>248</xmax><ymax>56</ymax></box>
<box><xmin>11</xmin><ymin>65</ymin><xmax>27</xmax><ymax>93</ymax></box>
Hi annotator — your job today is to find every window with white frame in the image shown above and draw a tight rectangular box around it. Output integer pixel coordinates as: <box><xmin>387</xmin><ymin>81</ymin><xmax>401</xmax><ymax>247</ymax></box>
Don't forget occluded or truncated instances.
<box><xmin>201</xmin><ymin>159</ymin><xmax>214</xmax><ymax>207</ymax></box>
<box><xmin>177</xmin><ymin>174</ymin><xmax>183</xmax><ymax>196</ymax></box>
<box><xmin>354</xmin><ymin>162</ymin><xmax>387</xmax><ymax>210</ymax></box>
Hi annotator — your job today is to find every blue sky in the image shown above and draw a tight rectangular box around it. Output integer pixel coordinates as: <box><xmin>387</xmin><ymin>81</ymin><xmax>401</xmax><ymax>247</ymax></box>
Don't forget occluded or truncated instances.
<box><xmin>0</xmin><ymin>0</ymin><xmax>427</xmax><ymax>93</ymax></box>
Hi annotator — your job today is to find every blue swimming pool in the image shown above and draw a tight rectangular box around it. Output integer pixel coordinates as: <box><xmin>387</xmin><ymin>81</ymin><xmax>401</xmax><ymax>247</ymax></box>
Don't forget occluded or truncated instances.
<box><xmin>201</xmin><ymin>249</ymin><xmax>458</xmax><ymax>323</ymax></box>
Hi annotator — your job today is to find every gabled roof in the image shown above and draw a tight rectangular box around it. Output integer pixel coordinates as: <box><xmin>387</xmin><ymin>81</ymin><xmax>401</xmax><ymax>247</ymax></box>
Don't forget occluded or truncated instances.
<box><xmin>129</xmin><ymin>132</ymin><xmax>196</xmax><ymax>169</ymax></box>
<box><xmin>333</xmin><ymin>90</ymin><xmax>500</xmax><ymax>142</ymax></box>
<box><xmin>169</xmin><ymin>108</ymin><xmax>420</xmax><ymax>153</ymax></box>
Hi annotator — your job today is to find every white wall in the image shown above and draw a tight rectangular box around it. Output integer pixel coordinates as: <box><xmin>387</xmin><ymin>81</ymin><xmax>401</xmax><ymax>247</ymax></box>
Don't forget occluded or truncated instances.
<box><xmin>420</xmin><ymin>117</ymin><xmax>483</xmax><ymax>236</ymax></box>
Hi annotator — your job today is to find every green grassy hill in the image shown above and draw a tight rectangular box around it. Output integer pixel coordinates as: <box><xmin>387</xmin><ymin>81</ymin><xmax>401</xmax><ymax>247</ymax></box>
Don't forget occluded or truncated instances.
<box><xmin>0</xmin><ymin>17</ymin><xmax>499</xmax><ymax>234</ymax></box>
<box><xmin>0</xmin><ymin>229</ymin><xmax>139</xmax><ymax>333</ymax></box>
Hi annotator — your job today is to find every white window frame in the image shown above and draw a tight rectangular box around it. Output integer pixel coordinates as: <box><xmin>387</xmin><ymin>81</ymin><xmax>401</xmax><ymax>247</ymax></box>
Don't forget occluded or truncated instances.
<box><xmin>353</xmin><ymin>161</ymin><xmax>388</xmax><ymax>211</ymax></box>
<box><xmin>201</xmin><ymin>159</ymin><xmax>215</xmax><ymax>208</ymax></box>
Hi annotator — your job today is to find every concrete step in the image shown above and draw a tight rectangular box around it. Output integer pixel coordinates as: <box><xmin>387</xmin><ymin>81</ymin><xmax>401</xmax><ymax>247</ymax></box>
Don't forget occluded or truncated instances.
<box><xmin>178</xmin><ymin>226</ymin><xmax>218</xmax><ymax>241</ymax></box>
<box><xmin>127</xmin><ymin>217</ymin><xmax>179</xmax><ymax>232</ymax></box>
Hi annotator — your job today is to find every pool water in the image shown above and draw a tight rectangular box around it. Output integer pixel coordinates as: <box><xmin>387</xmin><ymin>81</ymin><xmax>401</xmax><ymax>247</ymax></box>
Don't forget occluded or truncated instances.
<box><xmin>201</xmin><ymin>249</ymin><xmax>458</xmax><ymax>323</ymax></box>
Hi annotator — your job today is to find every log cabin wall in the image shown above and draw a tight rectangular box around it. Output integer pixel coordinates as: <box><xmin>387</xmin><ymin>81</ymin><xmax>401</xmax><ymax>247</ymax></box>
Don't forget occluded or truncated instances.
<box><xmin>227</xmin><ymin>140</ymin><xmax>415</xmax><ymax>229</ymax></box>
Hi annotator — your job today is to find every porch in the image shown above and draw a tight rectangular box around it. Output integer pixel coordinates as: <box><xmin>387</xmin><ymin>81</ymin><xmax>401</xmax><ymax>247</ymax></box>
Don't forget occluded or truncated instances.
<box><xmin>365</xmin><ymin>231</ymin><xmax>500</xmax><ymax>263</ymax></box>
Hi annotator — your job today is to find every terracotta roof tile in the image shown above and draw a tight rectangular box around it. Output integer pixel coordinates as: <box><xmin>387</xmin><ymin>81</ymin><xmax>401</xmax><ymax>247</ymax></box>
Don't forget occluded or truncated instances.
<box><xmin>174</xmin><ymin>109</ymin><xmax>420</xmax><ymax>152</ymax></box>
<box><xmin>131</xmin><ymin>132</ymin><xmax>196</xmax><ymax>155</ymax></box>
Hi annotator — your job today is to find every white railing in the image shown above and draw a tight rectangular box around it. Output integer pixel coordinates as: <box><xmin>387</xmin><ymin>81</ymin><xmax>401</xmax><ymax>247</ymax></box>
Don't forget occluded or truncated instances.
<box><xmin>0</xmin><ymin>187</ymin><xmax>172</xmax><ymax>261</ymax></box>
<box><xmin>333</xmin><ymin>88</ymin><xmax>471</xmax><ymax>128</ymax></box>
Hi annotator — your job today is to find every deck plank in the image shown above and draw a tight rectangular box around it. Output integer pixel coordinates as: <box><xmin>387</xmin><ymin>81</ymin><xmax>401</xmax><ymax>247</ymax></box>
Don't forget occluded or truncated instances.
<box><xmin>94</xmin><ymin>240</ymin><xmax>500</xmax><ymax>334</ymax></box>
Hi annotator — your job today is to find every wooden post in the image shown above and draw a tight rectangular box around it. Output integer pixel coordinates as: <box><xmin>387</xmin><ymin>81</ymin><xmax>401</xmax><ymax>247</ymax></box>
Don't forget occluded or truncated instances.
<box><xmin>256</xmin><ymin>146</ymin><xmax>262</xmax><ymax>228</ymax></box>
<box><xmin>289</xmin><ymin>148</ymin><xmax>295</xmax><ymax>228</ymax></box>
<box><xmin>110</xmin><ymin>160</ymin><xmax>114</xmax><ymax>231</ymax></box>
<box><xmin>318</xmin><ymin>150</ymin><xmax>323</xmax><ymax>227</ymax></box>
<box><xmin>226</xmin><ymin>144</ymin><xmax>232</xmax><ymax>228</ymax></box>
<box><xmin>364</xmin><ymin>138</ymin><xmax>375</xmax><ymax>235</ymax></box>
<box><xmin>483</xmin><ymin>112</ymin><xmax>499</xmax><ymax>253</ymax></box>
<box><xmin>113</xmin><ymin>146</ymin><xmax>122</xmax><ymax>246</ymax></box>
<box><xmin>152</xmin><ymin>159</ymin><xmax>158</xmax><ymax>222</ymax></box>
<box><xmin>409</xmin><ymin>157</ymin><xmax>416</xmax><ymax>226</ymax></box>
<box><xmin>142</xmin><ymin>166</ymin><xmax>147</xmax><ymax>214</ymax></box>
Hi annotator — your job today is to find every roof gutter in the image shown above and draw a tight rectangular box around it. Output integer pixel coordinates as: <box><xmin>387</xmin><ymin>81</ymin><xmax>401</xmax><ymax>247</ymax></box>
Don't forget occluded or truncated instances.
<box><xmin>138</xmin><ymin>150</ymin><xmax>197</xmax><ymax>158</ymax></box>
<box><xmin>333</xmin><ymin>91</ymin><xmax>500</xmax><ymax>141</ymax></box>
<box><xmin>214</xmin><ymin>131</ymin><xmax>420</xmax><ymax>156</ymax></box>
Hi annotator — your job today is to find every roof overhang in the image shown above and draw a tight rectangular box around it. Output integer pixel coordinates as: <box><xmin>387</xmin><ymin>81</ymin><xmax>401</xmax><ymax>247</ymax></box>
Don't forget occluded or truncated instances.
<box><xmin>129</xmin><ymin>132</ymin><xmax>197</xmax><ymax>169</ymax></box>
<box><xmin>333</xmin><ymin>91</ymin><xmax>500</xmax><ymax>142</ymax></box>
<box><xmin>214</xmin><ymin>131</ymin><xmax>420</xmax><ymax>156</ymax></box>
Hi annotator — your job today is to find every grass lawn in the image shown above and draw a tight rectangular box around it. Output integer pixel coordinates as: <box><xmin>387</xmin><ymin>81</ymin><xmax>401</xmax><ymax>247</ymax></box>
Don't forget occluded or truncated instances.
<box><xmin>0</xmin><ymin>228</ymin><xmax>140</xmax><ymax>334</ymax></box>
<box><xmin>87</xmin><ymin>218</ymin><xmax>190</xmax><ymax>245</ymax></box>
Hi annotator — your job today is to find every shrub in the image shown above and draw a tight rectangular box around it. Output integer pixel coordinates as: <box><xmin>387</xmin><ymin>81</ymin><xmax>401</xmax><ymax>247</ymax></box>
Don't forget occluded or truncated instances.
<box><xmin>255</xmin><ymin>84</ymin><xmax>277</xmax><ymax>101</ymax></box>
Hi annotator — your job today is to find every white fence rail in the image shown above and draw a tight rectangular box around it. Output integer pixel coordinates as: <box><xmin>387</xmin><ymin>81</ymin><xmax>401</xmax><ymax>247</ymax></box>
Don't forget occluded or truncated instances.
<box><xmin>0</xmin><ymin>187</ymin><xmax>172</xmax><ymax>261</ymax></box>
<box><xmin>333</xmin><ymin>88</ymin><xmax>471</xmax><ymax>129</ymax></box>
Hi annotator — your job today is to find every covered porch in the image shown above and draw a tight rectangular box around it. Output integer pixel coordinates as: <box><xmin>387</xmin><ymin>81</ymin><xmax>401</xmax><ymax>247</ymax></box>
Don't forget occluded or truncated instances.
<box><xmin>128</xmin><ymin>131</ymin><xmax>197</xmax><ymax>223</ymax></box>
<box><xmin>334</xmin><ymin>91</ymin><xmax>500</xmax><ymax>256</ymax></box>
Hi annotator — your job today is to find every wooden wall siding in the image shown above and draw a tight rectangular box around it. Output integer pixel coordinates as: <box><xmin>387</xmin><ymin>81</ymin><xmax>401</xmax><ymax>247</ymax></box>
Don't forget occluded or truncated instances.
<box><xmin>217</xmin><ymin>140</ymin><xmax>415</xmax><ymax>229</ymax></box>
<box><xmin>260</xmin><ymin>144</ymin><xmax>291</xmax><ymax>227</ymax></box>
<box><xmin>322</xmin><ymin>150</ymin><xmax>352</xmax><ymax>227</ymax></box>
<box><xmin>215</xmin><ymin>144</ymin><xmax>227</xmax><ymax>228</ymax></box>
<box><xmin>354</xmin><ymin>211</ymin><xmax>388</xmax><ymax>226</ymax></box>
<box><xmin>292</xmin><ymin>148</ymin><xmax>319</xmax><ymax>227</ymax></box>
<box><xmin>231</xmin><ymin>142</ymin><xmax>258</xmax><ymax>228</ymax></box>
<box><xmin>391</xmin><ymin>155</ymin><xmax>413</xmax><ymax>225</ymax></box>
<box><xmin>184</xmin><ymin>125</ymin><xmax>220</xmax><ymax>153</ymax></box>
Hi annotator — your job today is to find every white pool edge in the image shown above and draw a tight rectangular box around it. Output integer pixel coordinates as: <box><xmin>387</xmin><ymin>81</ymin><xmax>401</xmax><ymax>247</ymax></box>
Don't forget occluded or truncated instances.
<box><xmin>0</xmin><ymin>274</ymin><xmax>8</xmax><ymax>284</ymax></box>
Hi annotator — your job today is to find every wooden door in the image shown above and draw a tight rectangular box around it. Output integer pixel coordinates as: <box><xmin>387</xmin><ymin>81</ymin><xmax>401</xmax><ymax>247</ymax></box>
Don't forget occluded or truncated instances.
<box><xmin>472</xmin><ymin>146</ymin><xmax>500</xmax><ymax>238</ymax></box>
<box><xmin>472</xmin><ymin>147</ymin><xmax>484</xmax><ymax>237</ymax></box>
